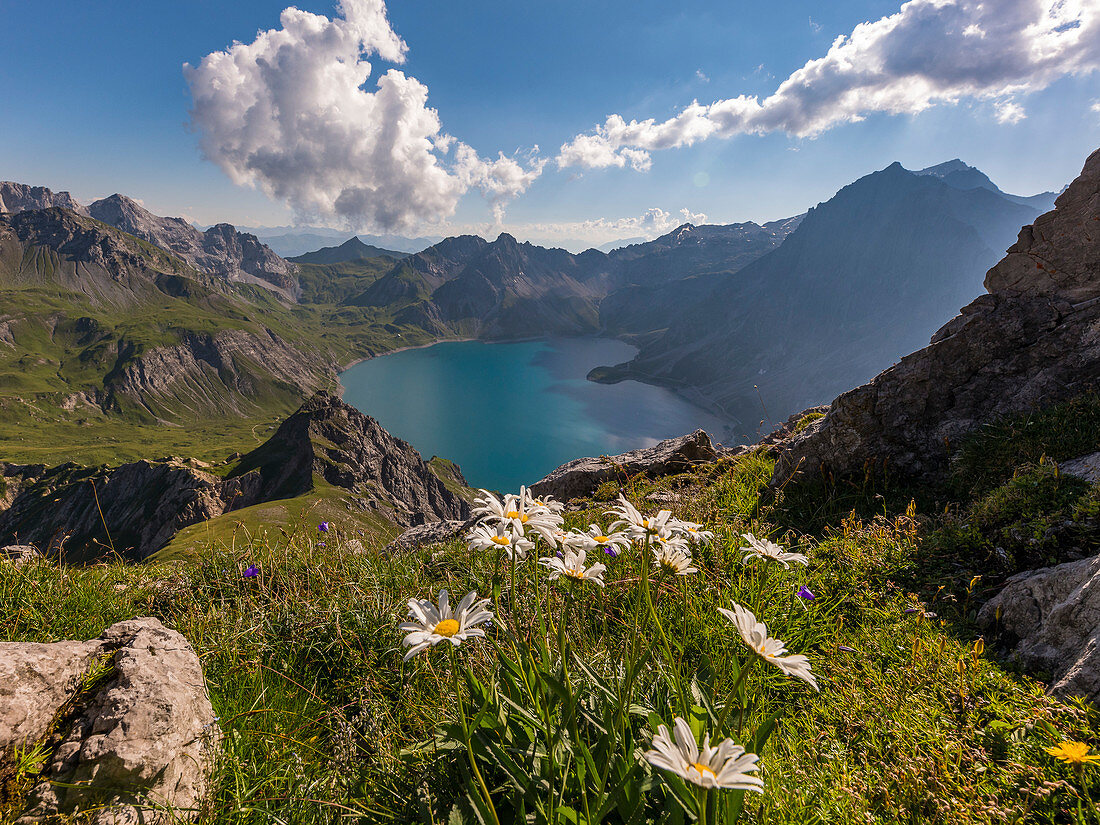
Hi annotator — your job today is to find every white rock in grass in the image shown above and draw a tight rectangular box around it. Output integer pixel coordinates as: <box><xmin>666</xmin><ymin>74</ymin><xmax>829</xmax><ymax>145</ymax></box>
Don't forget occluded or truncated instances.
<box><xmin>2</xmin><ymin>617</ymin><xmax>219</xmax><ymax>824</ymax></box>
<box><xmin>978</xmin><ymin>554</ymin><xmax>1100</xmax><ymax>702</ymax></box>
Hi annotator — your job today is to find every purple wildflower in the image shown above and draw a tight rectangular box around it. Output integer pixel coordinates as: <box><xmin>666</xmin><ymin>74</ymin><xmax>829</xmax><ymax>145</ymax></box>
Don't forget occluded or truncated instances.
<box><xmin>797</xmin><ymin>586</ymin><xmax>815</xmax><ymax>600</ymax></box>
<box><xmin>243</xmin><ymin>564</ymin><xmax>260</xmax><ymax>578</ymax></box>
<box><xmin>318</xmin><ymin>522</ymin><xmax>330</xmax><ymax>533</ymax></box>
<box><xmin>317</xmin><ymin>541</ymin><xmax>326</xmax><ymax>548</ymax></box>
<box><xmin>837</xmin><ymin>645</ymin><xmax>856</xmax><ymax>653</ymax></box>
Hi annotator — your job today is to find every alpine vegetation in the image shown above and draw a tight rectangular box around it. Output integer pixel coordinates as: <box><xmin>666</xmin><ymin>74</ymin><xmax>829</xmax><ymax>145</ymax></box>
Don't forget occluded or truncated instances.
<box><xmin>398</xmin><ymin>489</ymin><xmax>820</xmax><ymax>823</ymax></box>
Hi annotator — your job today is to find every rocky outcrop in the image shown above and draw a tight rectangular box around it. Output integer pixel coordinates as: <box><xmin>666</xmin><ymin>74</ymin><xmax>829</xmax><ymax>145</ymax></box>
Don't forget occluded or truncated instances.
<box><xmin>88</xmin><ymin>194</ymin><xmax>298</xmax><ymax>297</ymax></box>
<box><xmin>977</xmin><ymin>555</ymin><xmax>1100</xmax><ymax>701</ymax></box>
<box><xmin>233</xmin><ymin>392</ymin><xmax>470</xmax><ymax>528</ymax></box>
<box><xmin>388</xmin><ymin>518</ymin><xmax>476</xmax><ymax>552</ymax></box>
<box><xmin>0</xmin><ymin>181</ymin><xmax>88</xmax><ymax>216</ymax></box>
<box><xmin>0</xmin><ymin>395</ymin><xmax>472</xmax><ymax>561</ymax></box>
<box><xmin>2</xmin><ymin>618</ymin><xmax>218</xmax><ymax>824</ymax></box>
<box><xmin>0</xmin><ymin>458</ymin><xmax>264</xmax><ymax>562</ymax></box>
<box><xmin>106</xmin><ymin>328</ymin><xmax>334</xmax><ymax>417</ymax></box>
<box><xmin>529</xmin><ymin>430</ymin><xmax>719</xmax><ymax>501</ymax></box>
<box><xmin>1061</xmin><ymin>451</ymin><xmax>1100</xmax><ymax>484</ymax></box>
<box><xmin>1</xmin><ymin>544</ymin><xmax>42</xmax><ymax>566</ymax></box>
<box><xmin>774</xmin><ymin>147</ymin><xmax>1100</xmax><ymax>483</ymax></box>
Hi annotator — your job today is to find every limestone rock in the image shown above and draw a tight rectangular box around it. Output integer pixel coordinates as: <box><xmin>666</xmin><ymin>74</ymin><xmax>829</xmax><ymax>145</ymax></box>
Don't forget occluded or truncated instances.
<box><xmin>0</xmin><ymin>181</ymin><xmax>88</xmax><ymax>216</ymax></box>
<box><xmin>1061</xmin><ymin>451</ymin><xmax>1100</xmax><ymax>484</ymax></box>
<box><xmin>2</xmin><ymin>618</ymin><xmax>218</xmax><ymax>824</ymax></box>
<box><xmin>774</xmin><ymin>147</ymin><xmax>1100</xmax><ymax>484</ymax></box>
<box><xmin>977</xmin><ymin>555</ymin><xmax>1100</xmax><ymax>701</ymax></box>
<box><xmin>388</xmin><ymin>518</ymin><xmax>476</xmax><ymax>552</ymax></box>
<box><xmin>1</xmin><ymin>544</ymin><xmax>42</xmax><ymax>566</ymax></box>
<box><xmin>529</xmin><ymin>430</ymin><xmax>718</xmax><ymax>501</ymax></box>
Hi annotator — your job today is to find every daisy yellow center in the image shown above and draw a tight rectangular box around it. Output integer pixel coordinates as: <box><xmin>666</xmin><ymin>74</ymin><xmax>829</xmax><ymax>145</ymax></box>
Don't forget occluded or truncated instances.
<box><xmin>566</xmin><ymin>568</ymin><xmax>585</xmax><ymax>578</ymax></box>
<box><xmin>434</xmin><ymin>619</ymin><xmax>460</xmax><ymax>637</ymax></box>
<box><xmin>491</xmin><ymin>535</ymin><xmax>511</xmax><ymax>545</ymax></box>
<box><xmin>691</xmin><ymin>762</ymin><xmax>716</xmax><ymax>778</ymax></box>
<box><xmin>594</xmin><ymin>535</ymin><xmax>609</xmax><ymax>543</ymax></box>
<box><xmin>505</xmin><ymin>511</ymin><xmax>529</xmax><ymax>522</ymax></box>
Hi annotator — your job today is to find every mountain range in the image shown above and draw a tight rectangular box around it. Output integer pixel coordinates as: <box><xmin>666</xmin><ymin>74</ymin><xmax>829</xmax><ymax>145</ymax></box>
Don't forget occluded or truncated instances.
<box><xmin>0</xmin><ymin>158</ymin><xmax>1060</xmax><ymax>448</ymax></box>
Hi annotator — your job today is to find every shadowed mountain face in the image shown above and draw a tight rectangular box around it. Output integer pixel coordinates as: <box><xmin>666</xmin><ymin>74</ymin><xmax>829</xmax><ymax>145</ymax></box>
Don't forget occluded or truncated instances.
<box><xmin>775</xmin><ymin>146</ymin><xmax>1100</xmax><ymax>483</ymax></box>
<box><xmin>916</xmin><ymin>159</ymin><xmax>1058</xmax><ymax>211</ymax></box>
<box><xmin>344</xmin><ymin>220</ymin><xmax>804</xmax><ymax>340</ymax></box>
<box><xmin>0</xmin><ymin>393</ymin><xmax>469</xmax><ymax>562</ymax></box>
<box><xmin>592</xmin><ymin>162</ymin><xmax>1049</xmax><ymax>433</ymax></box>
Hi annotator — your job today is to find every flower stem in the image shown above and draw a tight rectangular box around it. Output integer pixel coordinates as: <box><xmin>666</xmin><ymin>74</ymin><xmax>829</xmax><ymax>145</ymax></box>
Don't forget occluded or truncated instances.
<box><xmin>716</xmin><ymin>655</ymin><xmax>756</xmax><ymax>735</ymax></box>
<box><xmin>449</xmin><ymin>647</ymin><xmax>499</xmax><ymax>825</ymax></box>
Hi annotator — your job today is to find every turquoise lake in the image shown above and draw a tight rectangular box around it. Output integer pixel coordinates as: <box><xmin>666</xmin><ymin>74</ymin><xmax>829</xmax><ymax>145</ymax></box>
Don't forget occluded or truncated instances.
<box><xmin>339</xmin><ymin>338</ymin><xmax>735</xmax><ymax>492</ymax></box>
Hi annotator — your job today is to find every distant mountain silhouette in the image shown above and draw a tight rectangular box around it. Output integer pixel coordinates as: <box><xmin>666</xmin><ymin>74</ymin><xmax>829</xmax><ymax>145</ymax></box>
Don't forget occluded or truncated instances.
<box><xmin>289</xmin><ymin>236</ymin><xmax>408</xmax><ymax>264</ymax></box>
<box><xmin>592</xmin><ymin>161</ymin><xmax>1049</xmax><ymax>437</ymax></box>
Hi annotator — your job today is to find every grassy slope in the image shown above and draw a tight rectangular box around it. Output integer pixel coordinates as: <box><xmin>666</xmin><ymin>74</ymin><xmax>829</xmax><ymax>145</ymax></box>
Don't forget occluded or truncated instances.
<box><xmin>0</xmin><ymin>236</ymin><xmax>455</xmax><ymax>466</ymax></box>
<box><xmin>2</xmin><ymin>398</ymin><xmax>1099</xmax><ymax>824</ymax></box>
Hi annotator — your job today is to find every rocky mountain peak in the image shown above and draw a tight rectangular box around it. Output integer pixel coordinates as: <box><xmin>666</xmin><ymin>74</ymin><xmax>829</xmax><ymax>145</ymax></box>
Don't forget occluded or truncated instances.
<box><xmin>84</xmin><ymin>192</ymin><xmax>298</xmax><ymax>297</ymax></box>
<box><xmin>984</xmin><ymin>147</ymin><xmax>1100</xmax><ymax>302</ymax></box>
<box><xmin>0</xmin><ymin>181</ymin><xmax>87</xmax><ymax>216</ymax></box>
<box><xmin>773</xmin><ymin>145</ymin><xmax>1100</xmax><ymax>483</ymax></box>
<box><xmin>232</xmin><ymin>392</ymin><xmax>470</xmax><ymax>527</ymax></box>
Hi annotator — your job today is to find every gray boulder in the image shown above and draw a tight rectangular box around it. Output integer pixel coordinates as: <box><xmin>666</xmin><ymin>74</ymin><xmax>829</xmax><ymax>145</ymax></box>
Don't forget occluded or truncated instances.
<box><xmin>1061</xmin><ymin>451</ymin><xmax>1100</xmax><ymax>484</ymax></box>
<box><xmin>977</xmin><ymin>554</ymin><xmax>1100</xmax><ymax>702</ymax></box>
<box><xmin>388</xmin><ymin>518</ymin><xmax>476</xmax><ymax>552</ymax></box>
<box><xmin>1</xmin><ymin>618</ymin><xmax>219</xmax><ymax>824</ymax></box>
<box><xmin>1</xmin><ymin>544</ymin><xmax>42</xmax><ymax>566</ymax></box>
<box><xmin>529</xmin><ymin>429</ymin><xmax>718</xmax><ymax>501</ymax></box>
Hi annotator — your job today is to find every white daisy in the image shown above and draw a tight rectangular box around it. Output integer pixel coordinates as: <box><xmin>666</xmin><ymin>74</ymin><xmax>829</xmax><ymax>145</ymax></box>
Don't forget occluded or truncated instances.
<box><xmin>467</xmin><ymin>522</ymin><xmax>533</xmax><ymax>560</ymax></box>
<box><xmin>539</xmin><ymin>546</ymin><xmax>607</xmax><ymax>587</ymax></box>
<box><xmin>671</xmin><ymin>518</ymin><xmax>715</xmax><ymax>545</ymax></box>
<box><xmin>575</xmin><ymin>524</ymin><xmax>632</xmax><ymax>557</ymax></box>
<box><xmin>652</xmin><ymin>539</ymin><xmax>698</xmax><ymax>576</ymax></box>
<box><xmin>529</xmin><ymin>492</ymin><xmax>566</xmax><ymax>515</ymax></box>
<box><xmin>607</xmin><ymin>494</ymin><xmax>673</xmax><ymax>542</ymax></box>
<box><xmin>717</xmin><ymin>602</ymin><xmax>819</xmax><ymax>690</ymax></box>
<box><xmin>740</xmin><ymin>533</ymin><xmax>808</xmax><ymax>568</ymax></box>
<box><xmin>644</xmin><ymin>717</ymin><xmax>763</xmax><ymax>792</ymax></box>
<box><xmin>400</xmin><ymin>589</ymin><xmax>493</xmax><ymax>661</ymax></box>
<box><xmin>468</xmin><ymin>488</ymin><xmax>510</xmax><ymax>519</ymax></box>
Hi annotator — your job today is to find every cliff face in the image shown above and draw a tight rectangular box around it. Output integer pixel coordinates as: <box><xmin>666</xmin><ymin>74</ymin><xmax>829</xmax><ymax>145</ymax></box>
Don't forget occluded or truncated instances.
<box><xmin>0</xmin><ymin>393</ymin><xmax>470</xmax><ymax>561</ymax></box>
<box><xmin>0</xmin><ymin>458</ymin><xmax>263</xmax><ymax>562</ymax></box>
<box><xmin>87</xmin><ymin>195</ymin><xmax>298</xmax><ymax>297</ymax></box>
<box><xmin>774</xmin><ymin>147</ymin><xmax>1100</xmax><ymax>483</ymax></box>
<box><xmin>232</xmin><ymin>392</ymin><xmax>470</xmax><ymax>528</ymax></box>
<box><xmin>106</xmin><ymin>329</ymin><xmax>333</xmax><ymax>418</ymax></box>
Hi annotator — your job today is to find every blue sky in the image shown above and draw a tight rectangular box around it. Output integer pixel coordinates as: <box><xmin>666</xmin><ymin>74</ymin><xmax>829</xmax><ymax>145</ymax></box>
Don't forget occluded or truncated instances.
<box><xmin>2</xmin><ymin>0</ymin><xmax>1098</xmax><ymax>248</ymax></box>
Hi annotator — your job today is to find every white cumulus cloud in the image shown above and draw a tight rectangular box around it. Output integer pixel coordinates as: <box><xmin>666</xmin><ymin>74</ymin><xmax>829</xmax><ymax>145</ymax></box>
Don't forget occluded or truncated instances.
<box><xmin>184</xmin><ymin>0</ymin><xmax>542</xmax><ymax>232</ymax></box>
<box><xmin>559</xmin><ymin>0</ymin><xmax>1100</xmax><ymax>171</ymax></box>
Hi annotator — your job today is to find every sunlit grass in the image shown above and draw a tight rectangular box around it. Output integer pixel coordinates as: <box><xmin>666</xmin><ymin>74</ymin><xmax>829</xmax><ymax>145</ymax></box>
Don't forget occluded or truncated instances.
<box><xmin>2</xmin><ymin>439</ymin><xmax>1097</xmax><ymax>822</ymax></box>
